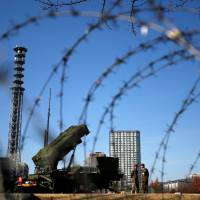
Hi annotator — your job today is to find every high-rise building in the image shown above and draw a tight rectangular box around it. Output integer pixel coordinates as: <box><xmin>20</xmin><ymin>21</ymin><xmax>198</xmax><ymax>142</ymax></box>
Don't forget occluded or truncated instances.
<box><xmin>109</xmin><ymin>130</ymin><xmax>141</xmax><ymax>186</ymax></box>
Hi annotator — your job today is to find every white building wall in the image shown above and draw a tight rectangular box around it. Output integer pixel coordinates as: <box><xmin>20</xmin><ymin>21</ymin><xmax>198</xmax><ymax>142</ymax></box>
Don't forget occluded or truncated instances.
<box><xmin>109</xmin><ymin>130</ymin><xmax>141</xmax><ymax>186</ymax></box>
<box><xmin>163</xmin><ymin>179</ymin><xmax>192</xmax><ymax>192</ymax></box>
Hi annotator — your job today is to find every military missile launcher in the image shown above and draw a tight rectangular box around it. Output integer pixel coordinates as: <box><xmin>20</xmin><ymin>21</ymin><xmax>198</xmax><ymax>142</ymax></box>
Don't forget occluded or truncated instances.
<box><xmin>17</xmin><ymin>124</ymin><xmax>122</xmax><ymax>193</ymax></box>
<box><xmin>32</xmin><ymin>124</ymin><xmax>89</xmax><ymax>173</ymax></box>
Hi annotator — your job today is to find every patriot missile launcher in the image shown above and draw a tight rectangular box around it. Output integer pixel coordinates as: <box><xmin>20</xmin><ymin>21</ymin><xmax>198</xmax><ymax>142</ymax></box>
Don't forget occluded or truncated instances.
<box><xmin>32</xmin><ymin>124</ymin><xmax>89</xmax><ymax>173</ymax></box>
<box><xmin>17</xmin><ymin>124</ymin><xmax>122</xmax><ymax>193</ymax></box>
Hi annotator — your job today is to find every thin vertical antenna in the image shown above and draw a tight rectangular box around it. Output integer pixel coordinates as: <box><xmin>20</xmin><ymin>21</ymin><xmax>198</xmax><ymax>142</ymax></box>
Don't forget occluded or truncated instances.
<box><xmin>44</xmin><ymin>88</ymin><xmax>51</xmax><ymax>147</ymax></box>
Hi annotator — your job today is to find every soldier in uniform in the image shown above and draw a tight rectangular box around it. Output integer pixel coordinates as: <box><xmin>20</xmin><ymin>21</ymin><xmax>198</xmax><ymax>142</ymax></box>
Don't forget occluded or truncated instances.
<box><xmin>141</xmin><ymin>163</ymin><xmax>149</xmax><ymax>193</ymax></box>
<box><xmin>130</xmin><ymin>163</ymin><xmax>139</xmax><ymax>193</ymax></box>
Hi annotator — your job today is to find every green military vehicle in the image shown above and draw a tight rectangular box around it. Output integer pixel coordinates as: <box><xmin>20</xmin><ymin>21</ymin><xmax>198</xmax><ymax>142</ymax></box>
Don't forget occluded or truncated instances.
<box><xmin>17</xmin><ymin>124</ymin><xmax>122</xmax><ymax>193</ymax></box>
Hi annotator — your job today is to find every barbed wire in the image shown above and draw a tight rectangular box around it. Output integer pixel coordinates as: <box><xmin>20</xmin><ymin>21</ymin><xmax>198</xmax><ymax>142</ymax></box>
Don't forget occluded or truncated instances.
<box><xmin>59</xmin><ymin>0</ymin><xmax>124</xmax><ymax>166</ymax></box>
<box><xmin>20</xmin><ymin>0</ymin><xmax>123</xmax><ymax>152</ymax></box>
<box><xmin>147</xmin><ymin>1</ymin><xmax>200</xmax><ymax>63</ymax></box>
<box><xmin>1</xmin><ymin>0</ymin><xmax>200</xmax><ymax>194</ymax></box>
<box><xmin>101</xmin><ymin>0</ymin><xmax>106</xmax><ymax>16</ymax></box>
<box><xmin>78</xmin><ymin>35</ymin><xmax>167</xmax><ymax>124</ymax></box>
<box><xmin>1</xmin><ymin>5</ymin><xmax>200</xmax><ymax>74</ymax></box>
<box><xmin>35</xmin><ymin>0</ymin><xmax>88</xmax><ymax>10</ymax></box>
<box><xmin>59</xmin><ymin>63</ymin><xmax>67</xmax><ymax>132</ymax></box>
<box><xmin>92</xmin><ymin>48</ymin><xmax>195</xmax><ymax>153</ymax></box>
<box><xmin>20</xmin><ymin>60</ymin><xmax>61</xmax><ymax>151</ymax></box>
<box><xmin>160</xmin><ymin>77</ymin><xmax>200</xmax><ymax>192</ymax></box>
<box><xmin>130</xmin><ymin>0</ymin><xmax>138</xmax><ymax>34</ymax></box>
<box><xmin>78</xmin><ymin>32</ymin><xmax>169</xmax><ymax>164</ymax></box>
<box><xmin>141</xmin><ymin>0</ymin><xmax>200</xmax><ymax>185</ymax></box>
<box><xmin>0</xmin><ymin>9</ymin><xmax>124</xmax><ymax>42</ymax></box>
<box><xmin>2</xmin><ymin>0</ymin><xmax>198</xmax><ymax>158</ymax></box>
<box><xmin>78</xmin><ymin>30</ymin><xmax>200</xmax><ymax>126</ymax></box>
<box><xmin>0</xmin><ymin>2</ymin><xmax>198</xmax><ymax>43</ymax></box>
<box><xmin>188</xmin><ymin>150</ymin><xmax>200</xmax><ymax>177</ymax></box>
<box><xmin>130</xmin><ymin>5</ymin><xmax>200</xmax><ymax>15</ymax></box>
<box><xmin>108</xmin><ymin>52</ymin><xmax>196</xmax><ymax>132</ymax></box>
<box><xmin>35</xmin><ymin>0</ymin><xmax>200</xmax><ymax>16</ymax></box>
<box><xmin>150</xmin><ymin>78</ymin><xmax>200</xmax><ymax>183</ymax></box>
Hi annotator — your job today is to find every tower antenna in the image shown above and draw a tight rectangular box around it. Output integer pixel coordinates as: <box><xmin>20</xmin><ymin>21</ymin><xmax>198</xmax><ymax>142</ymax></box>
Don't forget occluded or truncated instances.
<box><xmin>44</xmin><ymin>88</ymin><xmax>51</xmax><ymax>147</ymax></box>
<box><xmin>7</xmin><ymin>46</ymin><xmax>27</xmax><ymax>162</ymax></box>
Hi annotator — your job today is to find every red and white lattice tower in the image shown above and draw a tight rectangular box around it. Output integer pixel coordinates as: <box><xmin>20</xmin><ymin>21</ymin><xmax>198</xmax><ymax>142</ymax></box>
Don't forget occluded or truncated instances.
<box><xmin>7</xmin><ymin>46</ymin><xmax>27</xmax><ymax>162</ymax></box>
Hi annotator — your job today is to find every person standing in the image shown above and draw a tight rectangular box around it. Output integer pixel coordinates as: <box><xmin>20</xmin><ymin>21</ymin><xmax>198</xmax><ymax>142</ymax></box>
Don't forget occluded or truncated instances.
<box><xmin>131</xmin><ymin>163</ymin><xmax>139</xmax><ymax>193</ymax></box>
<box><xmin>141</xmin><ymin>163</ymin><xmax>149</xmax><ymax>193</ymax></box>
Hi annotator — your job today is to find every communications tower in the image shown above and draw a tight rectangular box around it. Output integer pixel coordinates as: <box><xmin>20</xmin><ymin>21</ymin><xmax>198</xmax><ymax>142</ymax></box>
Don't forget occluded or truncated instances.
<box><xmin>7</xmin><ymin>46</ymin><xmax>27</xmax><ymax>162</ymax></box>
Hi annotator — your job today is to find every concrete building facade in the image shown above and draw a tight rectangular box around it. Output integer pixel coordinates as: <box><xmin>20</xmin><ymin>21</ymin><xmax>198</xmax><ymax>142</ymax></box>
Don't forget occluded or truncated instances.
<box><xmin>109</xmin><ymin>130</ymin><xmax>141</xmax><ymax>186</ymax></box>
<box><xmin>163</xmin><ymin>179</ymin><xmax>192</xmax><ymax>192</ymax></box>
<box><xmin>86</xmin><ymin>152</ymin><xmax>106</xmax><ymax>168</ymax></box>
<box><xmin>163</xmin><ymin>173</ymin><xmax>200</xmax><ymax>193</ymax></box>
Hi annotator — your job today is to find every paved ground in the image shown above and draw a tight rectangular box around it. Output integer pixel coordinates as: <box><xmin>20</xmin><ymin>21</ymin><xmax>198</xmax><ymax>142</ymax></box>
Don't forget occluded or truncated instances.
<box><xmin>1</xmin><ymin>193</ymin><xmax>200</xmax><ymax>200</ymax></box>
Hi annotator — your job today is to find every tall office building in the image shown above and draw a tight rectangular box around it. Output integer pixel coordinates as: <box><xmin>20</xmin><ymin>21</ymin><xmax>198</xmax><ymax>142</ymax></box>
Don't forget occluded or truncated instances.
<box><xmin>109</xmin><ymin>130</ymin><xmax>141</xmax><ymax>186</ymax></box>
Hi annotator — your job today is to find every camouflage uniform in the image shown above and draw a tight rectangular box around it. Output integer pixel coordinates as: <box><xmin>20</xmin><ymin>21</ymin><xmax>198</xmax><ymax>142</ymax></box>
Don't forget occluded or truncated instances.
<box><xmin>141</xmin><ymin>164</ymin><xmax>149</xmax><ymax>193</ymax></box>
<box><xmin>131</xmin><ymin>164</ymin><xmax>139</xmax><ymax>193</ymax></box>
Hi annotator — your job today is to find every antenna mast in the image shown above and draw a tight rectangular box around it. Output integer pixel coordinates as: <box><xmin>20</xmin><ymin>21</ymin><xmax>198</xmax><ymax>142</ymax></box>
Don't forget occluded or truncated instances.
<box><xmin>7</xmin><ymin>46</ymin><xmax>27</xmax><ymax>161</ymax></box>
<box><xmin>44</xmin><ymin>88</ymin><xmax>51</xmax><ymax>147</ymax></box>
